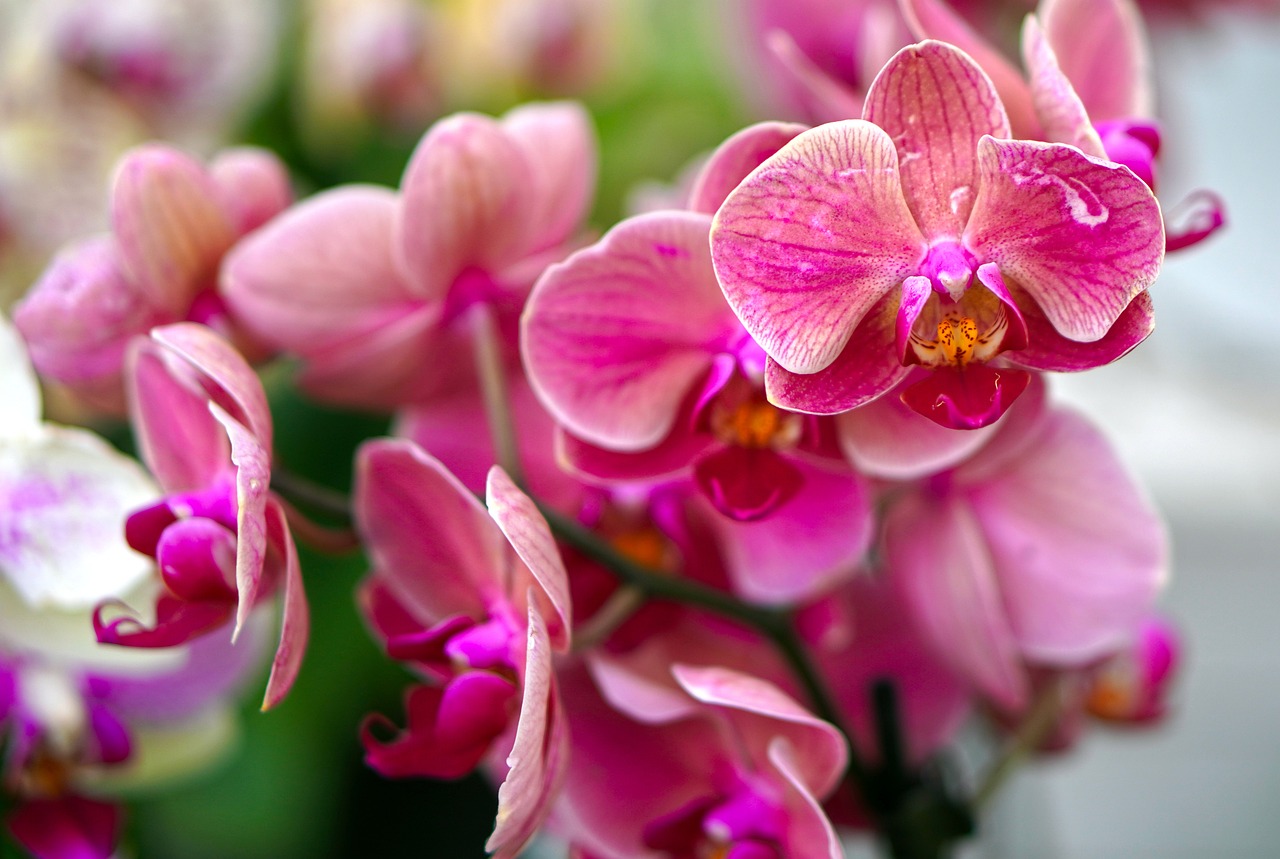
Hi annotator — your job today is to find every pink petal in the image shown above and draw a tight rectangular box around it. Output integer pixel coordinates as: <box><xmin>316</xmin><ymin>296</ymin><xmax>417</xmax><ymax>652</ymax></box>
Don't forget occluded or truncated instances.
<box><xmin>693</xmin><ymin>446</ymin><xmax>804</xmax><ymax>523</ymax></box>
<box><xmin>151</xmin><ymin>323</ymin><xmax>273</xmax><ymax>450</ymax></box>
<box><xmin>964</xmin><ymin>407</ymin><xmax>1167</xmax><ymax>663</ymax></box>
<box><xmin>261</xmin><ymin>496</ymin><xmax>309</xmax><ymax>710</ymax></box>
<box><xmin>763</xmin><ymin>30</ymin><xmax>866</xmax><ymax>124</ymax></box>
<box><xmin>672</xmin><ymin>664</ymin><xmax>847</xmax><ymax>796</ymax></box>
<box><xmin>837</xmin><ymin>377</ymin><xmax>998</xmax><ymax>479</ymax></box>
<box><xmin>207</xmin><ymin>147</ymin><xmax>293</xmax><ymax>234</ymax></box>
<box><xmin>487</xmin><ymin>606</ymin><xmax>565</xmax><ymax>859</ymax></box>
<box><xmin>397</xmin><ymin>113</ymin><xmax>536</xmax><ymax>298</ymax></box>
<box><xmin>886</xmin><ymin>493</ymin><xmax>1028</xmax><ymax>710</ymax></box>
<box><xmin>769</xmin><ymin>739</ymin><xmax>846</xmax><ymax>859</ymax></box>
<box><xmin>558</xmin><ymin>425</ymin><xmax>717</xmax><ymax>486</ymax></box>
<box><xmin>14</xmin><ymin>236</ymin><xmax>166</xmax><ymax>411</ymax></box>
<box><xmin>1039</xmin><ymin>0</ymin><xmax>1153</xmax><ymax>122</ymax></box>
<box><xmin>354</xmin><ymin>439</ymin><xmax>504</xmax><ymax>623</ymax></box>
<box><xmin>899</xmin><ymin>364</ymin><xmax>1032</xmax><ymax>430</ymax></box>
<box><xmin>499</xmin><ymin>101</ymin><xmax>596</xmax><ymax>255</ymax></box>
<box><xmin>710</xmin><ymin>120</ymin><xmax>924</xmax><ymax>375</ymax></box>
<box><xmin>154</xmin><ymin>517</ymin><xmax>237</xmax><ymax>602</ymax></box>
<box><xmin>764</xmin><ymin>292</ymin><xmax>908</xmax><ymax>414</ymax></box>
<box><xmin>964</xmin><ymin>137</ymin><xmax>1164</xmax><ymax>342</ymax></box>
<box><xmin>1021</xmin><ymin>17</ymin><xmax>1105</xmax><ymax>158</ymax></box>
<box><xmin>221</xmin><ymin>186</ymin><xmax>422</xmax><ymax>359</ymax></box>
<box><xmin>689</xmin><ymin>121</ymin><xmax>809</xmax><ymax>215</ymax></box>
<box><xmin>486</xmin><ymin>467</ymin><xmax>572</xmax><ymax>652</ymax></box>
<box><xmin>897</xmin><ymin>3</ymin><xmax>1040</xmax><ymax>138</ymax></box>
<box><xmin>111</xmin><ymin>144</ymin><xmax>236</xmax><ymax>317</ymax></box>
<box><xmin>9</xmin><ymin>796</ymin><xmax>121</xmax><ymax>859</ymax></box>
<box><xmin>523</xmin><ymin>211</ymin><xmax>738</xmax><ymax>450</ymax></box>
<box><xmin>863</xmin><ymin>41</ymin><xmax>1010</xmax><ymax>240</ymax></box>
<box><xmin>128</xmin><ymin>339</ymin><xmax>229</xmax><ymax>493</ymax></box>
<box><xmin>1007</xmin><ymin>288</ymin><xmax>1153</xmax><ymax>372</ymax></box>
<box><xmin>213</xmin><ymin>405</ymin><xmax>271</xmax><ymax>643</ymax></box>
<box><xmin>698</xmin><ymin>459</ymin><xmax>870</xmax><ymax>605</ymax></box>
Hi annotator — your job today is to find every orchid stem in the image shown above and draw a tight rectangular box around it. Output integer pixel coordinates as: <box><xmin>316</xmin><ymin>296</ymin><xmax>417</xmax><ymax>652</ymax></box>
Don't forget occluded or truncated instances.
<box><xmin>973</xmin><ymin>676</ymin><xmax>1064</xmax><ymax>810</ymax></box>
<box><xmin>469</xmin><ymin>302</ymin><xmax>526</xmax><ymax>488</ymax></box>
<box><xmin>270</xmin><ymin>467</ymin><xmax>354</xmax><ymax>527</ymax></box>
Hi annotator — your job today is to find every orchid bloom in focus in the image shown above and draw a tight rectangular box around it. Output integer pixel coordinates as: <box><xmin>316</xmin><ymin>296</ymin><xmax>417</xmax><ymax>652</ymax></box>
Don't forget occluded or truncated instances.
<box><xmin>711</xmin><ymin>40</ymin><xmax>1164</xmax><ymax>430</ymax></box>
<box><xmin>354</xmin><ymin>439</ymin><xmax>571</xmax><ymax>859</ymax></box>
<box><xmin>223</xmin><ymin>101</ymin><xmax>595</xmax><ymax>411</ymax></box>
<box><xmin>882</xmin><ymin>380</ymin><xmax>1167</xmax><ymax>710</ymax></box>
<box><xmin>92</xmin><ymin>324</ymin><xmax>307</xmax><ymax>710</ymax></box>
<box><xmin>14</xmin><ymin>143</ymin><xmax>290</xmax><ymax>412</ymax></box>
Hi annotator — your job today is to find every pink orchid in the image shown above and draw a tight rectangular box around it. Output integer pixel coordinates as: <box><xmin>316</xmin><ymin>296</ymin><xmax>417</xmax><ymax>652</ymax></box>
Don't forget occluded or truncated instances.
<box><xmin>1085</xmin><ymin>612</ymin><xmax>1180</xmax><ymax>724</ymax></box>
<box><xmin>711</xmin><ymin>40</ymin><xmax>1164</xmax><ymax>430</ymax></box>
<box><xmin>553</xmin><ymin>661</ymin><xmax>847</xmax><ymax>859</ymax></box>
<box><xmin>354</xmin><ymin>439</ymin><xmax>571</xmax><ymax>859</ymax></box>
<box><xmin>14</xmin><ymin>143</ymin><xmax>290</xmax><ymax>412</ymax></box>
<box><xmin>899</xmin><ymin>0</ymin><xmax>1225</xmax><ymax>250</ymax></box>
<box><xmin>523</xmin><ymin>125</ymin><xmax>872</xmax><ymax>604</ymax></box>
<box><xmin>92</xmin><ymin>324</ymin><xmax>307</xmax><ymax>710</ymax></box>
<box><xmin>223</xmin><ymin>101</ymin><xmax>595</xmax><ymax>411</ymax></box>
<box><xmin>881</xmin><ymin>382</ymin><xmax>1167</xmax><ymax>710</ymax></box>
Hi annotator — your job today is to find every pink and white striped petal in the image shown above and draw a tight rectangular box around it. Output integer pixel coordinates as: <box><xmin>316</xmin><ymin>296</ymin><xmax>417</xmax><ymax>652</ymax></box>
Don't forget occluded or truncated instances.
<box><xmin>711</xmin><ymin>120</ymin><xmax>924</xmax><ymax>376</ymax></box>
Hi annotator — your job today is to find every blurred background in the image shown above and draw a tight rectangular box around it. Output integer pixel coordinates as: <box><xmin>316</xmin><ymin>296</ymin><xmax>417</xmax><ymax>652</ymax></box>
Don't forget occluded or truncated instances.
<box><xmin>0</xmin><ymin>0</ymin><xmax>1275</xmax><ymax>856</ymax></box>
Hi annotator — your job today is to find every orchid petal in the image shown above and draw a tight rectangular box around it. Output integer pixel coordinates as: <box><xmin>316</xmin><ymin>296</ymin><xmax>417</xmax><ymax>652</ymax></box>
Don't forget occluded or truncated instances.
<box><xmin>899</xmin><ymin>364</ymin><xmax>1032</xmax><ymax>430</ymax></box>
<box><xmin>207</xmin><ymin>147</ymin><xmax>293</xmax><ymax>234</ymax></box>
<box><xmin>769</xmin><ymin>739</ymin><xmax>846</xmax><ymax>859</ymax></box>
<box><xmin>154</xmin><ymin>518</ymin><xmax>237</xmax><ymax>602</ymax></box>
<box><xmin>673</xmin><ymin>664</ymin><xmax>847</xmax><ymax>796</ymax></box>
<box><xmin>261</xmin><ymin>497</ymin><xmax>309</xmax><ymax>710</ymax></box>
<box><xmin>689</xmin><ymin>122</ymin><xmax>808</xmax><ymax>215</ymax></box>
<box><xmin>1039</xmin><ymin>0</ymin><xmax>1153</xmax><ymax>121</ymax></box>
<box><xmin>1022</xmin><ymin>17</ymin><xmax>1105</xmax><ymax>158</ymax></box>
<box><xmin>763</xmin><ymin>30</ymin><xmax>866</xmax><ymax>123</ymax></box>
<box><xmin>702</xmin><ymin>457</ymin><xmax>870</xmax><ymax>606</ymax></box>
<box><xmin>486</xmin><ymin>468</ymin><xmax>572</xmax><ymax>652</ymax></box>
<box><xmin>886</xmin><ymin>494</ymin><xmax>1028</xmax><ymax>709</ymax></box>
<box><xmin>965</xmin><ymin>408</ymin><xmax>1167</xmax><ymax>663</ymax></box>
<box><xmin>764</xmin><ymin>292</ymin><xmax>908</xmax><ymax>414</ymax></box>
<box><xmin>0</xmin><ymin>427</ymin><xmax>157</xmax><ymax>609</ymax></box>
<box><xmin>897</xmin><ymin>0</ymin><xmax>1040</xmax><ymax>137</ymax></box>
<box><xmin>864</xmin><ymin>41</ymin><xmax>1010</xmax><ymax>239</ymax></box>
<box><xmin>500</xmin><ymin>101</ymin><xmax>596</xmax><ymax>255</ymax></box>
<box><xmin>837</xmin><ymin>379</ymin><xmax>997</xmax><ymax>478</ymax></box>
<box><xmin>112</xmin><ymin>144</ymin><xmax>236</xmax><ymax>316</ymax></box>
<box><xmin>487</xmin><ymin>605</ymin><xmax>565</xmax><ymax>859</ymax></box>
<box><xmin>355</xmin><ymin>439</ymin><xmax>504</xmax><ymax>622</ymax></box>
<box><xmin>221</xmin><ymin>186</ymin><xmax>420</xmax><ymax>357</ymax></box>
<box><xmin>210</xmin><ymin>405</ymin><xmax>271</xmax><ymax>644</ymax></box>
<box><xmin>1007</xmin><ymin>288</ymin><xmax>1153</xmax><ymax>371</ymax></box>
<box><xmin>9</xmin><ymin>796</ymin><xmax>121</xmax><ymax>859</ymax></box>
<box><xmin>128</xmin><ymin>341</ymin><xmax>227</xmax><ymax>493</ymax></box>
<box><xmin>711</xmin><ymin>120</ymin><xmax>924</xmax><ymax>375</ymax></box>
<box><xmin>398</xmin><ymin>113</ymin><xmax>535</xmax><ymax>297</ymax></box>
<box><xmin>558</xmin><ymin>426</ymin><xmax>716</xmax><ymax>486</ymax></box>
<box><xmin>94</xmin><ymin>594</ymin><xmax>233</xmax><ymax>650</ymax></box>
<box><xmin>693</xmin><ymin>446</ymin><xmax>804</xmax><ymax>523</ymax></box>
<box><xmin>523</xmin><ymin>212</ymin><xmax>738</xmax><ymax>450</ymax></box>
<box><xmin>586</xmin><ymin>649</ymin><xmax>703</xmax><ymax>725</ymax></box>
<box><xmin>965</xmin><ymin>137</ymin><xmax>1163</xmax><ymax>342</ymax></box>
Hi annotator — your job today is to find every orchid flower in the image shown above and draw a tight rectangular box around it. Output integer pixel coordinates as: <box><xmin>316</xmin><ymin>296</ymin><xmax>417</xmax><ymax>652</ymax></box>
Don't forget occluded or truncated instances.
<box><xmin>882</xmin><ymin>381</ymin><xmax>1167</xmax><ymax>710</ymax></box>
<box><xmin>223</xmin><ymin>101</ymin><xmax>595</xmax><ymax>411</ymax></box>
<box><xmin>92</xmin><ymin>323</ymin><xmax>307</xmax><ymax>711</ymax></box>
<box><xmin>14</xmin><ymin>143</ymin><xmax>291</xmax><ymax>412</ymax></box>
<box><xmin>354</xmin><ymin>439</ymin><xmax>571</xmax><ymax>859</ymax></box>
<box><xmin>898</xmin><ymin>0</ymin><xmax>1224</xmax><ymax>250</ymax></box>
<box><xmin>711</xmin><ymin>40</ymin><xmax>1164</xmax><ymax>430</ymax></box>
<box><xmin>0</xmin><ymin>313</ymin><xmax>268</xmax><ymax>859</ymax></box>
<box><xmin>554</xmin><ymin>661</ymin><xmax>848</xmax><ymax>859</ymax></box>
<box><xmin>524</xmin><ymin>124</ymin><xmax>872</xmax><ymax>603</ymax></box>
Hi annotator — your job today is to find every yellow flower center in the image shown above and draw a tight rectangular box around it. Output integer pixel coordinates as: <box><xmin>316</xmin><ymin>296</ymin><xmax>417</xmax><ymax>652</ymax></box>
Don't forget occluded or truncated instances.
<box><xmin>710</xmin><ymin>397</ymin><xmax>802</xmax><ymax>449</ymax></box>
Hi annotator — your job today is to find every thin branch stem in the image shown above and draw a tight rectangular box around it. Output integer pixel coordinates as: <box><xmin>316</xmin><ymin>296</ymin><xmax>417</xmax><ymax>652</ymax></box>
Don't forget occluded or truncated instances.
<box><xmin>973</xmin><ymin>676</ymin><xmax>1064</xmax><ymax>810</ymax></box>
<box><xmin>469</xmin><ymin>302</ymin><xmax>526</xmax><ymax>488</ymax></box>
<box><xmin>270</xmin><ymin>467</ymin><xmax>354</xmax><ymax>527</ymax></box>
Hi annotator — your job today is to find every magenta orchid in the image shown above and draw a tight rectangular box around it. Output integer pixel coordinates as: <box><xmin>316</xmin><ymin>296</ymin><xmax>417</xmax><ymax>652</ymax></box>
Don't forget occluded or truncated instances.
<box><xmin>92</xmin><ymin>323</ymin><xmax>307</xmax><ymax>711</ymax></box>
<box><xmin>882</xmin><ymin>382</ymin><xmax>1167</xmax><ymax>711</ymax></box>
<box><xmin>222</xmin><ymin>101</ymin><xmax>595</xmax><ymax>411</ymax></box>
<box><xmin>13</xmin><ymin>143</ymin><xmax>290</xmax><ymax>412</ymax></box>
<box><xmin>711</xmin><ymin>40</ymin><xmax>1164</xmax><ymax>429</ymax></box>
<box><xmin>554</xmin><ymin>661</ymin><xmax>848</xmax><ymax>859</ymax></box>
<box><xmin>354</xmin><ymin>438</ymin><xmax>571</xmax><ymax>858</ymax></box>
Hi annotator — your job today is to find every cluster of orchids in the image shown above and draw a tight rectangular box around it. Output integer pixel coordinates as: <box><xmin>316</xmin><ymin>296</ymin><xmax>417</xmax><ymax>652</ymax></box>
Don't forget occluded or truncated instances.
<box><xmin>0</xmin><ymin>0</ymin><xmax>1223</xmax><ymax>856</ymax></box>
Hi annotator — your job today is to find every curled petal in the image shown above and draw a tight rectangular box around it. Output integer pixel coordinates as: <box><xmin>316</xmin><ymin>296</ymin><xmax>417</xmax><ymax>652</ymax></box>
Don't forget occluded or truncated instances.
<box><xmin>261</xmin><ymin>497</ymin><xmax>309</xmax><ymax>710</ymax></box>
<box><xmin>94</xmin><ymin>595</ymin><xmax>233</xmax><ymax>650</ymax></box>
<box><xmin>1022</xmin><ymin>17</ymin><xmax>1105</xmax><ymax>157</ymax></box>
<box><xmin>1039</xmin><ymin>0</ymin><xmax>1153</xmax><ymax>121</ymax></box>
<box><xmin>214</xmin><ymin>405</ymin><xmax>271</xmax><ymax>642</ymax></box>
<box><xmin>523</xmin><ymin>212</ymin><xmax>737</xmax><ymax>450</ymax></box>
<box><xmin>965</xmin><ymin>137</ymin><xmax>1163</xmax><ymax>343</ymax></box>
<box><xmin>864</xmin><ymin>41</ymin><xmax>1010</xmax><ymax>239</ymax></box>
<box><xmin>711</xmin><ymin>120</ymin><xmax>924</xmax><ymax>375</ymax></box>
<box><xmin>1007</xmin><ymin>288</ymin><xmax>1153</xmax><ymax>372</ymax></box>
<box><xmin>112</xmin><ymin>144</ymin><xmax>236</xmax><ymax>316</ymax></box>
<box><xmin>1164</xmin><ymin>189</ymin><xmax>1226</xmax><ymax>253</ymax></box>
<box><xmin>770</xmin><ymin>739</ymin><xmax>846</xmax><ymax>859</ymax></box>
